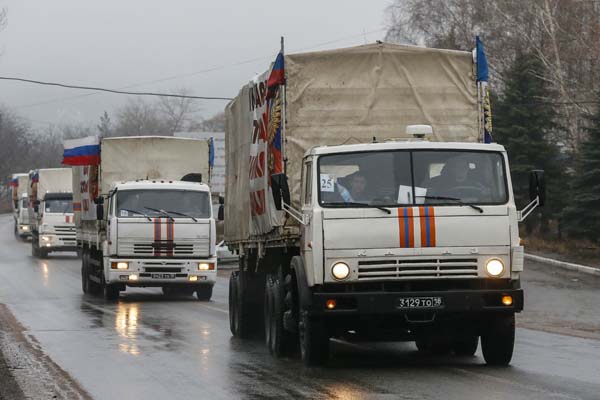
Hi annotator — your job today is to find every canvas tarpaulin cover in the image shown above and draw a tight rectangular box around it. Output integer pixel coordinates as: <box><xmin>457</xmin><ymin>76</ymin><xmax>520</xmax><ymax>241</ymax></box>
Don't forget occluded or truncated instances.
<box><xmin>225</xmin><ymin>42</ymin><xmax>479</xmax><ymax>243</ymax></box>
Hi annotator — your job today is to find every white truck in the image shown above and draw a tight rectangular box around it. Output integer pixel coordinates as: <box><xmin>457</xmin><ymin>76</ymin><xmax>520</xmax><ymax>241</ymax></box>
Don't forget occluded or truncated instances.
<box><xmin>29</xmin><ymin>168</ymin><xmax>77</xmax><ymax>258</ymax></box>
<box><xmin>10</xmin><ymin>173</ymin><xmax>31</xmax><ymax>238</ymax></box>
<box><xmin>223</xmin><ymin>42</ymin><xmax>544</xmax><ymax>366</ymax></box>
<box><xmin>70</xmin><ymin>136</ymin><xmax>217</xmax><ymax>301</ymax></box>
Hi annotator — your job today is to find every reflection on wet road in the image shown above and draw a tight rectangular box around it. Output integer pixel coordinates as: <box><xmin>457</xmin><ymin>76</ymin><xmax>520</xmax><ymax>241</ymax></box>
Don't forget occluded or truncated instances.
<box><xmin>0</xmin><ymin>214</ymin><xmax>599</xmax><ymax>399</ymax></box>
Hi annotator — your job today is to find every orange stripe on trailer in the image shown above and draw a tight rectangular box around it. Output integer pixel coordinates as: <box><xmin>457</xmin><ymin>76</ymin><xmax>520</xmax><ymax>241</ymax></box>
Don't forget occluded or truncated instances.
<box><xmin>419</xmin><ymin>206</ymin><xmax>427</xmax><ymax>247</ymax></box>
<box><xmin>154</xmin><ymin>218</ymin><xmax>162</xmax><ymax>256</ymax></box>
<box><xmin>166</xmin><ymin>218</ymin><xmax>174</xmax><ymax>256</ymax></box>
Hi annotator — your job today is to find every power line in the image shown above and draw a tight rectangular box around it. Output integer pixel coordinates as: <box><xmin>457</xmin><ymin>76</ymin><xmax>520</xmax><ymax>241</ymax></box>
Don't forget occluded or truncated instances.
<box><xmin>10</xmin><ymin>28</ymin><xmax>386</xmax><ymax>110</ymax></box>
<box><xmin>0</xmin><ymin>76</ymin><xmax>233</xmax><ymax>100</ymax></box>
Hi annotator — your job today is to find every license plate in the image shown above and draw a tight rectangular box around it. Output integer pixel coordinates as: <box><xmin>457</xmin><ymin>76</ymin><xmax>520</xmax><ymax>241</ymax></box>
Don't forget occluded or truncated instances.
<box><xmin>397</xmin><ymin>296</ymin><xmax>443</xmax><ymax>309</ymax></box>
<box><xmin>151</xmin><ymin>273</ymin><xmax>175</xmax><ymax>279</ymax></box>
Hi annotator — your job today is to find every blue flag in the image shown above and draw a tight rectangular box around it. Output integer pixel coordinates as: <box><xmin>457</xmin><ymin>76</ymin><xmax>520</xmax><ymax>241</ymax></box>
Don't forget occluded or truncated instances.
<box><xmin>476</xmin><ymin>36</ymin><xmax>493</xmax><ymax>144</ymax></box>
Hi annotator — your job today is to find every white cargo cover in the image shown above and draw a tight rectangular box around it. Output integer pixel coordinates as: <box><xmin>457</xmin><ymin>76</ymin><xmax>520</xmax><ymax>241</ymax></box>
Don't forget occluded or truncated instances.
<box><xmin>224</xmin><ymin>42</ymin><xmax>480</xmax><ymax>243</ymax></box>
<box><xmin>72</xmin><ymin>136</ymin><xmax>209</xmax><ymax>224</ymax></box>
<box><xmin>33</xmin><ymin>168</ymin><xmax>72</xmax><ymax>201</ymax></box>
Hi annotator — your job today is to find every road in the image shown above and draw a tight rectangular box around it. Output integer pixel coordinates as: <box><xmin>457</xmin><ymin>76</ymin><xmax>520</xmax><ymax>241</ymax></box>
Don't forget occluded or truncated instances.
<box><xmin>1</xmin><ymin>213</ymin><xmax>600</xmax><ymax>400</ymax></box>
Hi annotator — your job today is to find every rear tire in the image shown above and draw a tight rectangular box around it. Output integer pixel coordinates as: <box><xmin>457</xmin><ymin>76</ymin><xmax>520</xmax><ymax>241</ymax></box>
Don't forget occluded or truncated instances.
<box><xmin>481</xmin><ymin>314</ymin><xmax>515</xmax><ymax>366</ymax></box>
<box><xmin>299</xmin><ymin>311</ymin><xmax>329</xmax><ymax>366</ymax></box>
<box><xmin>196</xmin><ymin>285</ymin><xmax>213</xmax><ymax>301</ymax></box>
<box><xmin>31</xmin><ymin>236</ymin><xmax>39</xmax><ymax>257</ymax></box>
<box><xmin>229</xmin><ymin>272</ymin><xmax>239</xmax><ymax>336</ymax></box>
<box><xmin>269</xmin><ymin>272</ymin><xmax>296</xmax><ymax>357</ymax></box>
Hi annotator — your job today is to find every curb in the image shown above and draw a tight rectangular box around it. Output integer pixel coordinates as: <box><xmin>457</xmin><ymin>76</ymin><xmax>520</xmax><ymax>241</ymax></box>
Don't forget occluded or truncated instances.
<box><xmin>525</xmin><ymin>253</ymin><xmax>600</xmax><ymax>276</ymax></box>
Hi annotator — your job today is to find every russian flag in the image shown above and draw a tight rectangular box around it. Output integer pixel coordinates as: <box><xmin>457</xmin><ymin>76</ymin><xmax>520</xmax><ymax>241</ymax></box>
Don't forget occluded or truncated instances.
<box><xmin>267</xmin><ymin>52</ymin><xmax>285</xmax><ymax>89</ymax></box>
<box><xmin>30</xmin><ymin>172</ymin><xmax>39</xmax><ymax>185</ymax></box>
<box><xmin>9</xmin><ymin>178</ymin><xmax>18</xmax><ymax>187</ymax></box>
<box><xmin>63</xmin><ymin>136</ymin><xmax>100</xmax><ymax>166</ymax></box>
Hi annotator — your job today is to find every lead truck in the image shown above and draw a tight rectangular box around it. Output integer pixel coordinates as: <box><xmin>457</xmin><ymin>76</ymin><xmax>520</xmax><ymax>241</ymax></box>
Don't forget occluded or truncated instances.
<box><xmin>223</xmin><ymin>41</ymin><xmax>545</xmax><ymax>366</ymax></box>
<box><xmin>10</xmin><ymin>173</ymin><xmax>31</xmax><ymax>238</ymax></box>
<box><xmin>66</xmin><ymin>136</ymin><xmax>217</xmax><ymax>301</ymax></box>
<box><xmin>29</xmin><ymin>168</ymin><xmax>76</xmax><ymax>258</ymax></box>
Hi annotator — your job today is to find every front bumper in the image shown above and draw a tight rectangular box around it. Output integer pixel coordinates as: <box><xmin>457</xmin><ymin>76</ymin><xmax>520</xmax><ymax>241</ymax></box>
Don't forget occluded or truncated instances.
<box><xmin>18</xmin><ymin>224</ymin><xmax>31</xmax><ymax>237</ymax></box>
<box><xmin>311</xmin><ymin>288</ymin><xmax>523</xmax><ymax>317</ymax></box>
<box><xmin>38</xmin><ymin>234</ymin><xmax>77</xmax><ymax>252</ymax></box>
<box><xmin>105</xmin><ymin>257</ymin><xmax>217</xmax><ymax>286</ymax></box>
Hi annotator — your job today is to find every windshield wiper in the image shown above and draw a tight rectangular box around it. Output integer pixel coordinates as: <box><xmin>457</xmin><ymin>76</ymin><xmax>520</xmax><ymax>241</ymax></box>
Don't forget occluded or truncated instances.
<box><xmin>120</xmin><ymin>208</ymin><xmax>152</xmax><ymax>221</ymax></box>
<box><xmin>418</xmin><ymin>196</ymin><xmax>483</xmax><ymax>213</ymax></box>
<box><xmin>323</xmin><ymin>201</ymin><xmax>391</xmax><ymax>214</ymax></box>
<box><xmin>163</xmin><ymin>209</ymin><xmax>198</xmax><ymax>222</ymax></box>
<box><xmin>143</xmin><ymin>206</ymin><xmax>175</xmax><ymax>222</ymax></box>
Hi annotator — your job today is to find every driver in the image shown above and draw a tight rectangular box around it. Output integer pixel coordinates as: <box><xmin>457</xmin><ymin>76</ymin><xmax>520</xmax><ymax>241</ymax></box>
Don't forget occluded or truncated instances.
<box><xmin>338</xmin><ymin>173</ymin><xmax>369</xmax><ymax>202</ymax></box>
<box><xmin>427</xmin><ymin>157</ymin><xmax>472</xmax><ymax>197</ymax></box>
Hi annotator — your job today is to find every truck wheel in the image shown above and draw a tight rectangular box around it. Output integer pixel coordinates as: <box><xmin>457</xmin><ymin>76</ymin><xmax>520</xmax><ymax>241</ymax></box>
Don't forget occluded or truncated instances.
<box><xmin>81</xmin><ymin>250</ymin><xmax>89</xmax><ymax>294</ymax></box>
<box><xmin>453</xmin><ymin>335</ymin><xmax>479</xmax><ymax>356</ymax></box>
<box><xmin>264</xmin><ymin>276</ymin><xmax>274</xmax><ymax>349</ymax></box>
<box><xmin>196</xmin><ymin>285</ymin><xmax>213</xmax><ymax>301</ymax></box>
<box><xmin>102</xmin><ymin>274</ymin><xmax>119</xmax><ymax>301</ymax></box>
<box><xmin>31</xmin><ymin>237</ymin><xmax>39</xmax><ymax>257</ymax></box>
<box><xmin>299</xmin><ymin>311</ymin><xmax>329</xmax><ymax>366</ymax></box>
<box><xmin>39</xmin><ymin>248</ymin><xmax>48</xmax><ymax>259</ymax></box>
<box><xmin>270</xmin><ymin>273</ymin><xmax>296</xmax><ymax>357</ymax></box>
<box><xmin>481</xmin><ymin>314</ymin><xmax>515</xmax><ymax>366</ymax></box>
<box><xmin>229</xmin><ymin>272</ymin><xmax>239</xmax><ymax>336</ymax></box>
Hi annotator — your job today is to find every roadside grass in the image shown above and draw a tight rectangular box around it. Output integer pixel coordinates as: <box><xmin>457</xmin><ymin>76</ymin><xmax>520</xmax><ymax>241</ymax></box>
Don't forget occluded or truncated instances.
<box><xmin>522</xmin><ymin>235</ymin><xmax>600</xmax><ymax>267</ymax></box>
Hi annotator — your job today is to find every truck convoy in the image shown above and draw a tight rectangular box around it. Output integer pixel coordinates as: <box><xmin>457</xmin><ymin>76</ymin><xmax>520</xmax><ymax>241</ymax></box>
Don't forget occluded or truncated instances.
<box><xmin>223</xmin><ymin>42</ymin><xmax>545</xmax><ymax>366</ymax></box>
<box><xmin>29</xmin><ymin>168</ymin><xmax>76</xmax><ymax>258</ymax></box>
<box><xmin>66</xmin><ymin>136</ymin><xmax>217</xmax><ymax>301</ymax></box>
<box><xmin>10</xmin><ymin>173</ymin><xmax>31</xmax><ymax>238</ymax></box>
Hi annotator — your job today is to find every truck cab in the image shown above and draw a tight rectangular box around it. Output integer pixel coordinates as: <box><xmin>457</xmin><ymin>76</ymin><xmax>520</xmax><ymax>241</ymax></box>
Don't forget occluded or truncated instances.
<box><xmin>31</xmin><ymin>192</ymin><xmax>77</xmax><ymax>257</ymax></box>
<box><xmin>290</xmin><ymin>139</ymin><xmax>542</xmax><ymax>364</ymax></box>
<box><xmin>89</xmin><ymin>180</ymin><xmax>217</xmax><ymax>300</ymax></box>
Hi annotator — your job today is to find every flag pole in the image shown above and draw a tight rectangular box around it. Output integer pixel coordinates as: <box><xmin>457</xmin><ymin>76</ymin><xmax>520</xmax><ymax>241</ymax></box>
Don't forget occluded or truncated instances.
<box><xmin>280</xmin><ymin>36</ymin><xmax>287</xmax><ymax>176</ymax></box>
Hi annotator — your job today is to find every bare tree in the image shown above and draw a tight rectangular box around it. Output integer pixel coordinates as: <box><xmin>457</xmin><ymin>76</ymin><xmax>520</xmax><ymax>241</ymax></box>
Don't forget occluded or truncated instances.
<box><xmin>114</xmin><ymin>98</ymin><xmax>167</xmax><ymax>136</ymax></box>
<box><xmin>157</xmin><ymin>87</ymin><xmax>202</xmax><ymax>134</ymax></box>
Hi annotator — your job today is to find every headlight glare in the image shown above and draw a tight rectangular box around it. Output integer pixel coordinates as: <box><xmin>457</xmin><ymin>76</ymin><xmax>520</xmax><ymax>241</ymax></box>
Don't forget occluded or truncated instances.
<box><xmin>111</xmin><ymin>261</ymin><xmax>129</xmax><ymax>270</ymax></box>
<box><xmin>198</xmin><ymin>262</ymin><xmax>215</xmax><ymax>271</ymax></box>
<box><xmin>485</xmin><ymin>259</ymin><xmax>504</xmax><ymax>277</ymax></box>
<box><xmin>331</xmin><ymin>262</ymin><xmax>350</xmax><ymax>280</ymax></box>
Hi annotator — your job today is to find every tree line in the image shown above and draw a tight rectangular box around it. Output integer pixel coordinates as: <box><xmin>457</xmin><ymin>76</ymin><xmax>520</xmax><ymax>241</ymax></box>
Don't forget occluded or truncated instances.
<box><xmin>386</xmin><ymin>0</ymin><xmax>600</xmax><ymax>241</ymax></box>
<box><xmin>0</xmin><ymin>98</ymin><xmax>224</xmax><ymax>211</ymax></box>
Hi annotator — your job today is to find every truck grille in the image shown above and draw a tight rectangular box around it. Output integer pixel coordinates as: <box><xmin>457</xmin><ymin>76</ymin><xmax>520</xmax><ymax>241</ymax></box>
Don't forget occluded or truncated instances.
<box><xmin>55</xmin><ymin>225</ymin><xmax>76</xmax><ymax>245</ymax></box>
<box><xmin>142</xmin><ymin>260</ymin><xmax>186</xmax><ymax>273</ymax></box>
<box><xmin>118</xmin><ymin>240</ymin><xmax>209</xmax><ymax>257</ymax></box>
<box><xmin>357</xmin><ymin>257</ymin><xmax>478</xmax><ymax>281</ymax></box>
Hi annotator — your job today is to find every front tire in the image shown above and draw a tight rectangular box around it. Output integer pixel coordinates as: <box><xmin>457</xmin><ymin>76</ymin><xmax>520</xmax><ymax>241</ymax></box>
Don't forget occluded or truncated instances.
<box><xmin>453</xmin><ymin>335</ymin><xmax>479</xmax><ymax>356</ymax></box>
<box><xmin>102</xmin><ymin>273</ymin><xmax>119</xmax><ymax>301</ymax></box>
<box><xmin>481</xmin><ymin>314</ymin><xmax>515</xmax><ymax>366</ymax></box>
<box><xmin>299</xmin><ymin>311</ymin><xmax>329</xmax><ymax>366</ymax></box>
<box><xmin>196</xmin><ymin>285</ymin><xmax>213</xmax><ymax>301</ymax></box>
<box><xmin>81</xmin><ymin>249</ymin><xmax>89</xmax><ymax>294</ymax></box>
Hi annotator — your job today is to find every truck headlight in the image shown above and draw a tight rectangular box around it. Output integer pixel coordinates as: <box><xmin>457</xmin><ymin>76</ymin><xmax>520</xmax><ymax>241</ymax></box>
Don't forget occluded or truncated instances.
<box><xmin>331</xmin><ymin>262</ymin><xmax>350</xmax><ymax>280</ymax></box>
<box><xmin>198</xmin><ymin>262</ymin><xmax>215</xmax><ymax>271</ymax></box>
<box><xmin>111</xmin><ymin>261</ymin><xmax>129</xmax><ymax>270</ymax></box>
<box><xmin>41</xmin><ymin>235</ymin><xmax>51</xmax><ymax>242</ymax></box>
<box><xmin>485</xmin><ymin>259</ymin><xmax>504</xmax><ymax>277</ymax></box>
<box><xmin>21</xmin><ymin>225</ymin><xmax>29</xmax><ymax>231</ymax></box>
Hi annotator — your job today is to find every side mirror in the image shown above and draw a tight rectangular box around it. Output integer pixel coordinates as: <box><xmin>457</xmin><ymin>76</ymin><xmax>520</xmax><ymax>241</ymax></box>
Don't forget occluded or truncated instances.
<box><xmin>96</xmin><ymin>203</ymin><xmax>104</xmax><ymax>220</ymax></box>
<box><xmin>219</xmin><ymin>195</ymin><xmax>224</xmax><ymax>205</ymax></box>
<box><xmin>33</xmin><ymin>200</ymin><xmax>40</xmax><ymax>213</ymax></box>
<box><xmin>218</xmin><ymin>204</ymin><xmax>224</xmax><ymax>221</ymax></box>
<box><xmin>95</xmin><ymin>196</ymin><xmax>104</xmax><ymax>205</ymax></box>
<box><xmin>529</xmin><ymin>170</ymin><xmax>546</xmax><ymax>207</ymax></box>
<box><xmin>271</xmin><ymin>174</ymin><xmax>291</xmax><ymax>211</ymax></box>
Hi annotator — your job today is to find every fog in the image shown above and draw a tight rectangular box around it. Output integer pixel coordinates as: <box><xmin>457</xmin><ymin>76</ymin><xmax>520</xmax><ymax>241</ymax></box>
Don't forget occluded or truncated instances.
<box><xmin>0</xmin><ymin>0</ymin><xmax>390</xmax><ymax>129</ymax></box>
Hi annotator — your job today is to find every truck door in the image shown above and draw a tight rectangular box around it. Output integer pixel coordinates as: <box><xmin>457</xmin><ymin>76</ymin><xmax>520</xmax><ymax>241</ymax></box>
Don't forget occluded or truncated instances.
<box><xmin>300</xmin><ymin>159</ymin><xmax>322</xmax><ymax>286</ymax></box>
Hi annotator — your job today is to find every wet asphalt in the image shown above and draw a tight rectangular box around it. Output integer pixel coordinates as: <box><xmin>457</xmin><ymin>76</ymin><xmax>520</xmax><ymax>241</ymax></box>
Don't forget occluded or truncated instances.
<box><xmin>0</xmin><ymin>214</ymin><xmax>599</xmax><ymax>400</ymax></box>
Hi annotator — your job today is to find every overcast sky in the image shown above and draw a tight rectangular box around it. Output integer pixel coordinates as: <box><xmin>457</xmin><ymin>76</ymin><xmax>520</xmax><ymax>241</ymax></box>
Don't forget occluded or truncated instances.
<box><xmin>0</xmin><ymin>0</ymin><xmax>391</xmax><ymax>130</ymax></box>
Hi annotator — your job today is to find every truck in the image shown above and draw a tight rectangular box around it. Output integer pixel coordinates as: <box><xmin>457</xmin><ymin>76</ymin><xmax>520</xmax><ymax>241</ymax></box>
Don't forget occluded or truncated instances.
<box><xmin>68</xmin><ymin>136</ymin><xmax>217</xmax><ymax>301</ymax></box>
<box><xmin>29</xmin><ymin>168</ymin><xmax>77</xmax><ymax>258</ymax></box>
<box><xmin>10</xmin><ymin>173</ymin><xmax>31</xmax><ymax>238</ymax></box>
<box><xmin>222</xmin><ymin>42</ymin><xmax>545</xmax><ymax>366</ymax></box>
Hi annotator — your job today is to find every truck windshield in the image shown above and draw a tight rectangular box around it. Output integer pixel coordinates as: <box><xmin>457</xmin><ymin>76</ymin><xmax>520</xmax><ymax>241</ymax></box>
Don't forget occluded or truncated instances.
<box><xmin>45</xmin><ymin>199</ymin><xmax>73</xmax><ymax>213</ymax></box>
<box><xmin>117</xmin><ymin>190</ymin><xmax>211</xmax><ymax>219</ymax></box>
<box><xmin>318</xmin><ymin>150</ymin><xmax>507</xmax><ymax>207</ymax></box>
